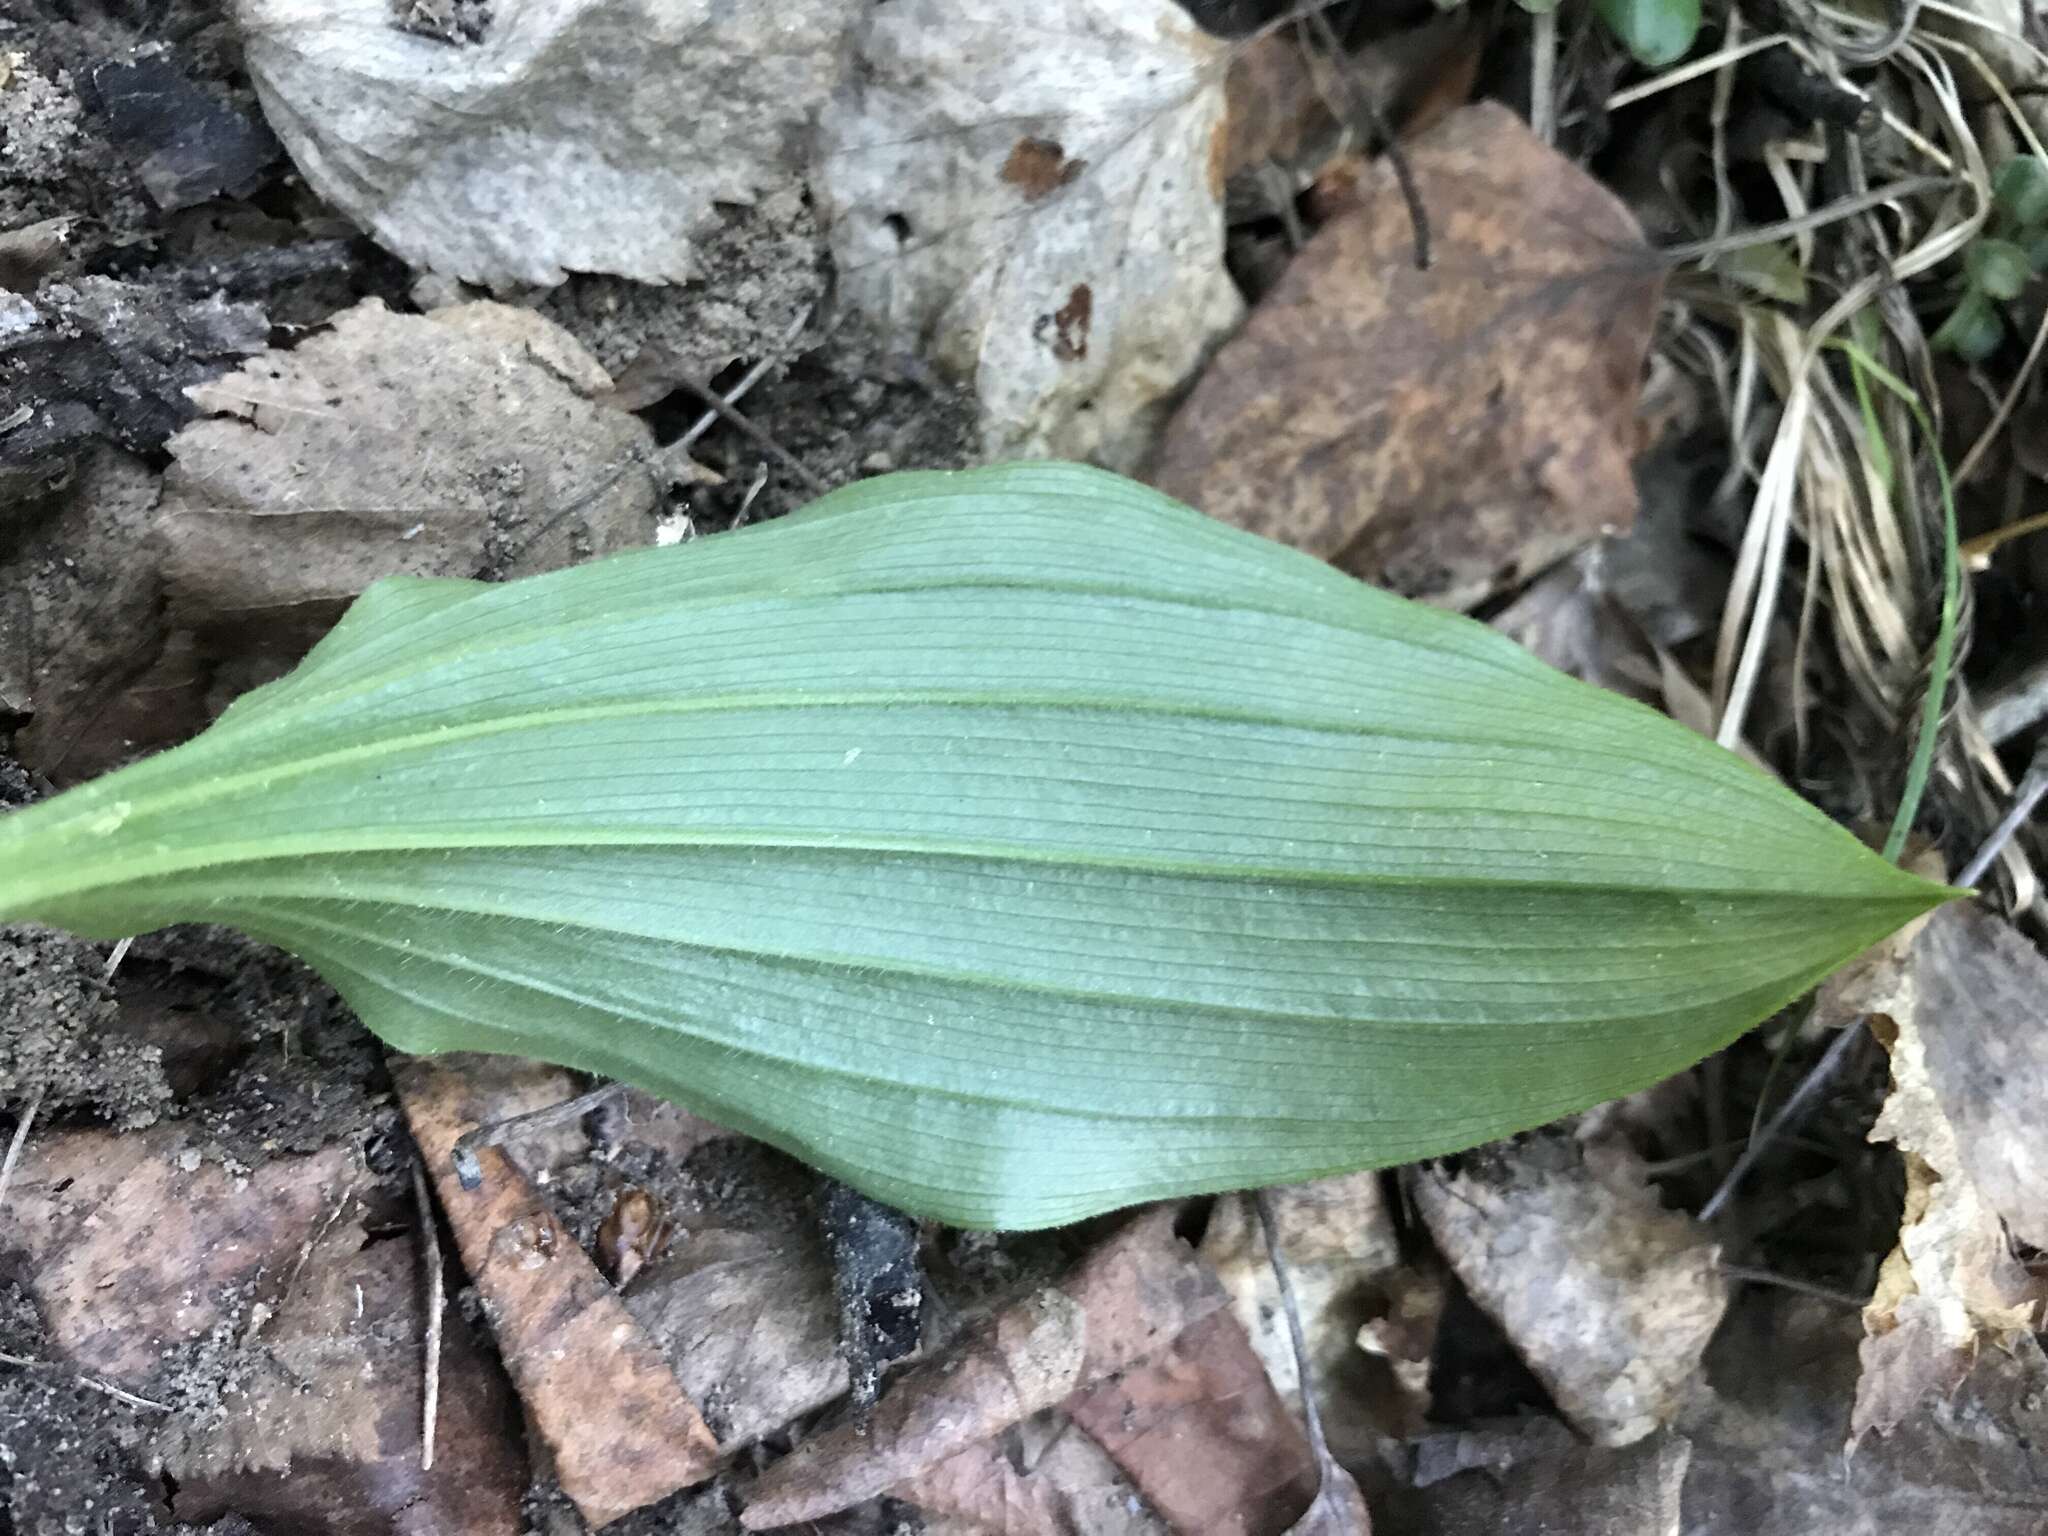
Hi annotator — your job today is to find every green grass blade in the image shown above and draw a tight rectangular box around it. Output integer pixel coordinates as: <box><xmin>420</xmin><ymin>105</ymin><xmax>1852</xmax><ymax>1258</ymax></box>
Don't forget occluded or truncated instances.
<box><xmin>0</xmin><ymin>463</ymin><xmax>1953</xmax><ymax>1228</ymax></box>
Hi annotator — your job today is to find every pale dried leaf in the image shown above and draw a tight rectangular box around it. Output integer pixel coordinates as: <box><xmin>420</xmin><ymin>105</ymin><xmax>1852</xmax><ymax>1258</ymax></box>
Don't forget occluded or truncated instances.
<box><xmin>1201</xmin><ymin>1173</ymin><xmax>1415</xmax><ymax>1458</ymax></box>
<box><xmin>1854</xmin><ymin>904</ymin><xmax>2044</xmax><ymax>1442</ymax></box>
<box><xmin>161</xmin><ymin>298</ymin><xmax>654</xmax><ymax>678</ymax></box>
<box><xmin>1911</xmin><ymin>901</ymin><xmax>2048</xmax><ymax>1249</ymax></box>
<box><xmin>815</xmin><ymin>0</ymin><xmax>1243</xmax><ymax>470</ymax></box>
<box><xmin>1411</xmin><ymin>1131</ymin><xmax>1726</xmax><ymax>1446</ymax></box>
<box><xmin>1686</xmin><ymin>1291</ymin><xmax>2048</xmax><ymax>1535</ymax></box>
<box><xmin>624</xmin><ymin>1141</ymin><xmax>849</xmax><ymax>1451</ymax></box>
<box><xmin>1402</xmin><ymin>1421</ymin><xmax>1686</xmax><ymax>1535</ymax></box>
<box><xmin>237</xmin><ymin>0</ymin><xmax>861</xmax><ymax>287</ymax></box>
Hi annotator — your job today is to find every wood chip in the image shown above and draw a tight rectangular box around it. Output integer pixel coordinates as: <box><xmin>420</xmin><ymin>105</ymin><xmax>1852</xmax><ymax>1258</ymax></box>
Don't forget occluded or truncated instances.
<box><xmin>397</xmin><ymin>1055</ymin><xmax>718</xmax><ymax>1528</ymax></box>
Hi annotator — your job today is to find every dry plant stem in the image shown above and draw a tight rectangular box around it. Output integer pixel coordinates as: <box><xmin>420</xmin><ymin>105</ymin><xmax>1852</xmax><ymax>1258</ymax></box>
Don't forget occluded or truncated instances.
<box><xmin>1605</xmin><ymin>34</ymin><xmax>1791</xmax><ymax>111</ymax></box>
<box><xmin>1252</xmin><ymin>1189</ymin><xmax>1328</xmax><ymax>1450</ymax></box>
<box><xmin>1709</xmin><ymin>13</ymin><xmax>1742</xmax><ymax>244</ymax></box>
<box><xmin>1717</xmin><ymin>1263</ymin><xmax>1866</xmax><ymax>1308</ymax></box>
<box><xmin>0</xmin><ymin>1086</ymin><xmax>44</xmax><ymax>1214</ymax></box>
<box><xmin>672</xmin><ymin>376</ymin><xmax>827</xmax><ymax>495</ymax></box>
<box><xmin>1529</xmin><ymin>7</ymin><xmax>1556</xmax><ymax>146</ymax></box>
<box><xmin>1953</xmin><ymin>303</ymin><xmax>2048</xmax><ymax>489</ymax></box>
<box><xmin>1659</xmin><ymin>176</ymin><xmax>1951</xmax><ymax>262</ymax></box>
<box><xmin>412</xmin><ymin>1158</ymin><xmax>444</xmax><ymax>1473</ymax></box>
<box><xmin>0</xmin><ymin>1350</ymin><xmax>170</xmax><ymax>1413</ymax></box>
<box><xmin>1957</xmin><ymin>745</ymin><xmax>2048</xmax><ymax>889</ymax></box>
<box><xmin>1980</xmin><ymin>658</ymin><xmax>2048</xmax><ymax>743</ymax></box>
<box><xmin>450</xmin><ymin>1080</ymin><xmax>626</xmax><ymax>1189</ymax></box>
<box><xmin>676</xmin><ymin>307</ymin><xmax>813</xmax><ymax>455</ymax></box>
<box><xmin>1303</xmin><ymin>9</ymin><xmax>1428</xmax><ymax>270</ymax></box>
<box><xmin>1698</xmin><ymin>1019</ymin><xmax>1867</xmax><ymax>1224</ymax></box>
<box><xmin>1812</xmin><ymin>0</ymin><xmax>1924</xmax><ymax>66</ymax></box>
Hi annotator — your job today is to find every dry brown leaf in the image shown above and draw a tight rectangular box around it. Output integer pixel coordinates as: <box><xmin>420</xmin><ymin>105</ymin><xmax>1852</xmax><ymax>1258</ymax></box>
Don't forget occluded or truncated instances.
<box><xmin>1065</xmin><ymin>1308</ymin><xmax>1321</xmax><ymax>1534</ymax></box>
<box><xmin>1400</xmin><ymin>1420</ymin><xmax>1687</xmax><ymax>1535</ymax></box>
<box><xmin>158</xmin><ymin>1193</ymin><xmax>526</xmax><ymax>1536</ymax></box>
<box><xmin>1410</xmin><ymin>1131</ymin><xmax>1726</xmax><ymax>1446</ymax></box>
<box><xmin>398</xmin><ymin>1055</ymin><xmax>718</xmax><ymax>1527</ymax></box>
<box><xmin>0</xmin><ymin>1122</ymin><xmax>355</xmax><ymax>1384</ymax></box>
<box><xmin>900</xmin><ymin>1412</ymin><xmax>1171</xmax><ymax>1536</ymax></box>
<box><xmin>1852</xmin><ymin>902</ymin><xmax>2046</xmax><ymax>1443</ymax></box>
<box><xmin>742</xmin><ymin>1207</ymin><xmax>1227</xmax><ymax>1529</ymax></box>
<box><xmin>1220</xmin><ymin>31</ymin><xmax>1331</xmax><ymax>186</ymax></box>
<box><xmin>624</xmin><ymin>1139</ymin><xmax>850</xmax><ymax>1452</ymax></box>
<box><xmin>1201</xmin><ymin>1174</ymin><xmax>1420</xmax><ymax>1459</ymax></box>
<box><xmin>748</xmin><ymin>1288</ymin><xmax>1086</xmax><ymax>1529</ymax></box>
<box><xmin>1151</xmin><ymin>102</ymin><xmax>1663</xmax><ymax>610</ymax></box>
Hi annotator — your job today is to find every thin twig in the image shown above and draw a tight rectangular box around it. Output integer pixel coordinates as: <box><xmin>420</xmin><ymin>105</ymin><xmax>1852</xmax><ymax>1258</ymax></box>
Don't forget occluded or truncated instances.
<box><xmin>1952</xmin><ymin>302</ymin><xmax>2048</xmax><ymax>489</ymax></box>
<box><xmin>451</xmin><ymin>1081</ymin><xmax>627</xmax><ymax>1189</ymax></box>
<box><xmin>676</xmin><ymin>307</ymin><xmax>814</xmax><ymax>455</ymax></box>
<box><xmin>1958</xmin><ymin>744</ymin><xmax>2048</xmax><ymax>890</ymax></box>
<box><xmin>670</xmin><ymin>377</ymin><xmax>827</xmax><ymax>496</ymax></box>
<box><xmin>1699</xmin><ymin>1020</ymin><xmax>1867</xmax><ymax>1223</ymax></box>
<box><xmin>103</xmin><ymin>936</ymin><xmax>132</xmax><ymax>979</ymax></box>
<box><xmin>1252</xmin><ymin>1191</ymin><xmax>1326</xmax><ymax>1443</ymax></box>
<box><xmin>1717</xmin><ymin>1263</ymin><xmax>1867</xmax><ymax>1308</ymax></box>
<box><xmin>1303</xmin><ymin>9</ymin><xmax>1429</xmax><ymax>269</ymax></box>
<box><xmin>0</xmin><ymin>1350</ymin><xmax>171</xmax><ymax>1412</ymax></box>
<box><xmin>0</xmin><ymin>1086</ymin><xmax>45</xmax><ymax>1215</ymax></box>
<box><xmin>411</xmin><ymin>1159</ymin><xmax>444</xmax><ymax>1472</ymax></box>
<box><xmin>1530</xmin><ymin>7</ymin><xmax>1557</xmax><ymax>147</ymax></box>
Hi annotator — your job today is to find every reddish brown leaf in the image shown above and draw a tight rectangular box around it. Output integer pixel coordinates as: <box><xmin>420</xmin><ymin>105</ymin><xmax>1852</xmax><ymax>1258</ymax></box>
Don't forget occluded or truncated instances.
<box><xmin>742</xmin><ymin>1208</ymin><xmax>1227</xmax><ymax>1529</ymax></box>
<box><xmin>398</xmin><ymin>1055</ymin><xmax>718</xmax><ymax>1527</ymax></box>
<box><xmin>0</xmin><ymin>1123</ymin><xmax>354</xmax><ymax>1384</ymax></box>
<box><xmin>1067</xmin><ymin>1308</ymin><xmax>1320</xmax><ymax>1535</ymax></box>
<box><xmin>896</xmin><ymin>1421</ymin><xmax>1171</xmax><ymax>1536</ymax></box>
<box><xmin>1152</xmin><ymin>102</ymin><xmax>1663</xmax><ymax>610</ymax></box>
<box><xmin>162</xmin><ymin>1208</ymin><xmax>526</xmax><ymax>1536</ymax></box>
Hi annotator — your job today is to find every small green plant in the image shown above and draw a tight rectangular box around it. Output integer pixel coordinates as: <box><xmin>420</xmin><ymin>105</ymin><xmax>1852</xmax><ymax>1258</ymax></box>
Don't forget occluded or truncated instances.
<box><xmin>1935</xmin><ymin>155</ymin><xmax>2048</xmax><ymax>362</ymax></box>
<box><xmin>1593</xmin><ymin>0</ymin><xmax>1701</xmax><ymax>68</ymax></box>
<box><xmin>0</xmin><ymin>464</ymin><xmax>1951</xmax><ymax>1229</ymax></box>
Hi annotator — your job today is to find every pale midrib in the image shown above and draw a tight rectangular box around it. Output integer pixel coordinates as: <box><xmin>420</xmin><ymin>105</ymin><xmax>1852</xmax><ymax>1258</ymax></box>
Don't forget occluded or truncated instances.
<box><xmin>15</xmin><ymin>810</ymin><xmax>1916</xmax><ymax>920</ymax></box>
<box><xmin>5</xmin><ymin>683</ymin><xmax>1801</xmax><ymax>900</ymax></box>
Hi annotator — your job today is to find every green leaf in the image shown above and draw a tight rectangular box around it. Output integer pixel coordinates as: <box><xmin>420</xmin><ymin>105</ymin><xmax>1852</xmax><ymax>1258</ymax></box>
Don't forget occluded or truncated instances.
<box><xmin>1935</xmin><ymin>289</ymin><xmax>2005</xmax><ymax>362</ymax></box>
<box><xmin>1597</xmin><ymin>0</ymin><xmax>1700</xmax><ymax>67</ymax></box>
<box><xmin>1720</xmin><ymin>240</ymin><xmax>1809</xmax><ymax>305</ymax></box>
<box><xmin>1994</xmin><ymin>155</ymin><xmax>2048</xmax><ymax>230</ymax></box>
<box><xmin>0</xmin><ymin>464</ymin><xmax>1950</xmax><ymax>1229</ymax></box>
<box><xmin>1968</xmin><ymin>238</ymin><xmax>2033</xmax><ymax>301</ymax></box>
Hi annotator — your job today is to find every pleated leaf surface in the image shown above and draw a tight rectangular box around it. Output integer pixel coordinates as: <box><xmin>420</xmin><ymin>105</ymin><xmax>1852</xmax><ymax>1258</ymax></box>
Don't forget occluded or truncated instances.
<box><xmin>0</xmin><ymin>463</ymin><xmax>1950</xmax><ymax>1227</ymax></box>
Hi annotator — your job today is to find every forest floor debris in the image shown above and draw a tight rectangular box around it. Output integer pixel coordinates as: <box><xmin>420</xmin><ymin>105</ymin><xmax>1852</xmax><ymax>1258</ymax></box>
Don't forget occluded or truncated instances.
<box><xmin>6</xmin><ymin>0</ymin><xmax>2048</xmax><ymax>1532</ymax></box>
